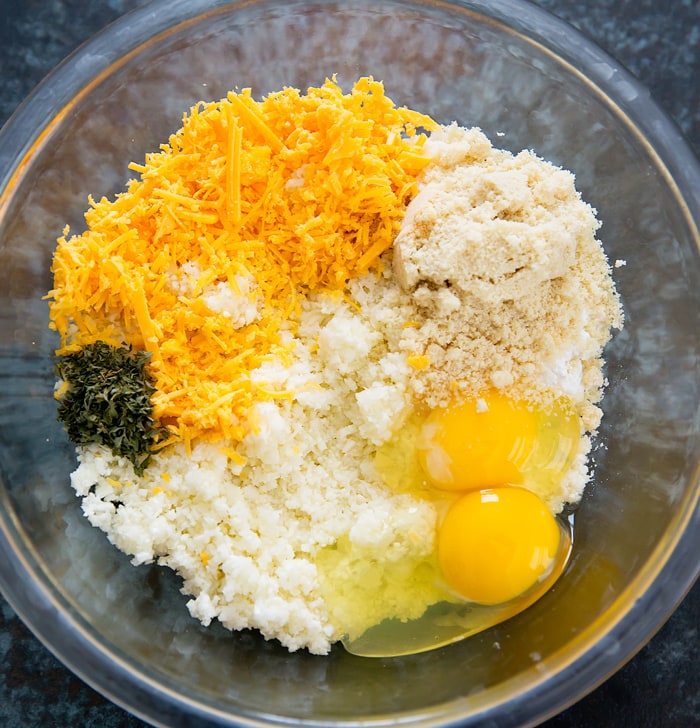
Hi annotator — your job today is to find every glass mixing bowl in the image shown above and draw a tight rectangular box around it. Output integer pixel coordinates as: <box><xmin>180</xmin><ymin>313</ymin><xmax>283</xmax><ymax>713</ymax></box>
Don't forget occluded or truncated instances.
<box><xmin>1</xmin><ymin>1</ymin><xmax>698</xmax><ymax>726</ymax></box>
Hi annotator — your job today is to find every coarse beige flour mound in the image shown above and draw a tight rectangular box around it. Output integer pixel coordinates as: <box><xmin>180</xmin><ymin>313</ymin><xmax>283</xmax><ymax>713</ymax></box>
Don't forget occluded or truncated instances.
<box><xmin>395</xmin><ymin>124</ymin><xmax>623</xmax><ymax>431</ymax></box>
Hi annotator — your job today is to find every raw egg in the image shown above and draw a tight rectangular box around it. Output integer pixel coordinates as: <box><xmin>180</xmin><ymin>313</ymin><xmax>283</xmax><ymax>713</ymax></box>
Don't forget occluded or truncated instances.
<box><xmin>415</xmin><ymin>390</ymin><xmax>580</xmax><ymax>493</ymax></box>
<box><xmin>437</xmin><ymin>486</ymin><xmax>561</xmax><ymax>605</ymax></box>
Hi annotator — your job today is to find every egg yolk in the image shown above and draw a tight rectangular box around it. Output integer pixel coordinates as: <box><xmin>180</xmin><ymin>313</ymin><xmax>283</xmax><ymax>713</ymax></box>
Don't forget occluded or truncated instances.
<box><xmin>415</xmin><ymin>390</ymin><xmax>579</xmax><ymax>492</ymax></box>
<box><xmin>437</xmin><ymin>486</ymin><xmax>561</xmax><ymax>605</ymax></box>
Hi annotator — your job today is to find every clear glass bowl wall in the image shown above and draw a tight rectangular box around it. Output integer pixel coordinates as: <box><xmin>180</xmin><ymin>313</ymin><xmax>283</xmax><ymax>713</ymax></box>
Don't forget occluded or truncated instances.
<box><xmin>0</xmin><ymin>1</ymin><xmax>698</xmax><ymax>726</ymax></box>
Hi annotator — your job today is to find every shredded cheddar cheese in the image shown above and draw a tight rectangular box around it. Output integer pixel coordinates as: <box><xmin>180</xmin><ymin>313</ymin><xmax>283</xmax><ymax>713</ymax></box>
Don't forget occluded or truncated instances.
<box><xmin>407</xmin><ymin>354</ymin><xmax>430</xmax><ymax>370</ymax></box>
<box><xmin>47</xmin><ymin>77</ymin><xmax>437</xmax><ymax>446</ymax></box>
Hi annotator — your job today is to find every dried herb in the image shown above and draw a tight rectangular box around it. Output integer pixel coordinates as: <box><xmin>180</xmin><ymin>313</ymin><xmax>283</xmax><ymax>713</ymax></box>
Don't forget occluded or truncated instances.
<box><xmin>55</xmin><ymin>341</ymin><xmax>168</xmax><ymax>475</ymax></box>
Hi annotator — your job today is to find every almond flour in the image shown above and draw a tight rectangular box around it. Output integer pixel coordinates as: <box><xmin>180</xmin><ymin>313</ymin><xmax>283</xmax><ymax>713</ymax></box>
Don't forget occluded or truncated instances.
<box><xmin>395</xmin><ymin>124</ymin><xmax>623</xmax><ymax>431</ymax></box>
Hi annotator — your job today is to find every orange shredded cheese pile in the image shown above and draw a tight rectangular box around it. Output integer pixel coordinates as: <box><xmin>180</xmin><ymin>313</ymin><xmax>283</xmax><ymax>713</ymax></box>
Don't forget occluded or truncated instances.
<box><xmin>47</xmin><ymin>77</ymin><xmax>437</xmax><ymax>448</ymax></box>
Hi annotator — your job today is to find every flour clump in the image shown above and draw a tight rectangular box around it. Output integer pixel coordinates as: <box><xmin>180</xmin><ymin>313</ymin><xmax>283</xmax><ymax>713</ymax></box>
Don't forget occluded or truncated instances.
<box><xmin>395</xmin><ymin>124</ymin><xmax>623</xmax><ymax>440</ymax></box>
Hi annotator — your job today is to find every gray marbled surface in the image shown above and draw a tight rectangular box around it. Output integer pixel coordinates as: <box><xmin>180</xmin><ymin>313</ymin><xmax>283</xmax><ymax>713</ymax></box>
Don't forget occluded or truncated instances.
<box><xmin>0</xmin><ymin>0</ymin><xmax>698</xmax><ymax>726</ymax></box>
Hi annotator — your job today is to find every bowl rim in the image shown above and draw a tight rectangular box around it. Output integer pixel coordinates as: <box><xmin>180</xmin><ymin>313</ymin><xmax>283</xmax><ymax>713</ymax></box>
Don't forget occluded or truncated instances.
<box><xmin>1</xmin><ymin>1</ymin><xmax>699</xmax><ymax>726</ymax></box>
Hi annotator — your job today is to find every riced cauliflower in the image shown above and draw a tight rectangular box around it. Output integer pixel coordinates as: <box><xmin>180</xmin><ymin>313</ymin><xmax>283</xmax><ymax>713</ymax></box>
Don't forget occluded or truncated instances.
<box><xmin>71</xmin><ymin>272</ymin><xmax>443</xmax><ymax>654</ymax></box>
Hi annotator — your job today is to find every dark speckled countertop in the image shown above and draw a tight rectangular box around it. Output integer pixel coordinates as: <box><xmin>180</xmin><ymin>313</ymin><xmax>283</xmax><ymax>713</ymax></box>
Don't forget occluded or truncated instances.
<box><xmin>0</xmin><ymin>1</ymin><xmax>698</xmax><ymax>726</ymax></box>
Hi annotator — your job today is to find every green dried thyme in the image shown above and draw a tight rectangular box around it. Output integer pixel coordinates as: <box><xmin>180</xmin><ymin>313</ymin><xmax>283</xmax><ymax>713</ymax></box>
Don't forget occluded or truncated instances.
<box><xmin>55</xmin><ymin>342</ymin><xmax>169</xmax><ymax>475</ymax></box>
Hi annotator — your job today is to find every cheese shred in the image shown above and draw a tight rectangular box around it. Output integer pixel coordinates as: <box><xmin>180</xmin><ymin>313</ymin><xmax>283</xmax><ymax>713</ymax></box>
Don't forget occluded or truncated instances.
<box><xmin>47</xmin><ymin>77</ymin><xmax>437</xmax><ymax>446</ymax></box>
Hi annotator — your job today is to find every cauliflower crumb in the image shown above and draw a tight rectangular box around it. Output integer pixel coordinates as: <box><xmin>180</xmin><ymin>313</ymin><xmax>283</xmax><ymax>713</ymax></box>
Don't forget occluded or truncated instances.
<box><xmin>73</xmin><ymin>274</ymin><xmax>435</xmax><ymax>654</ymax></box>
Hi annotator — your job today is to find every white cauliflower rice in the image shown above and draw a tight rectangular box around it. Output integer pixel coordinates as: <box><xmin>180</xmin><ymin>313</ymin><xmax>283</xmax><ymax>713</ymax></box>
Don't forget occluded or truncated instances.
<box><xmin>71</xmin><ymin>271</ymin><xmax>445</xmax><ymax>654</ymax></box>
